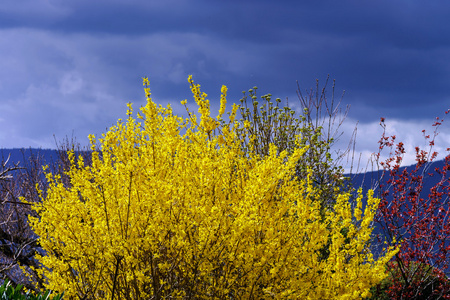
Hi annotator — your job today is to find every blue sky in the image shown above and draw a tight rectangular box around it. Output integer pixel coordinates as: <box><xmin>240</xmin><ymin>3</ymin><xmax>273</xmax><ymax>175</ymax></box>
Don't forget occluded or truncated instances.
<box><xmin>1</xmin><ymin>0</ymin><xmax>450</xmax><ymax>169</ymax></box>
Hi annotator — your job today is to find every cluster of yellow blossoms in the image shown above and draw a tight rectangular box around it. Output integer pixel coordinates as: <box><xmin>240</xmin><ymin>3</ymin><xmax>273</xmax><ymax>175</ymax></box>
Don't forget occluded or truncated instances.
<box><xmin>28</xmin><ymin>77</ymin><xmax>397</xmax><ymax>299</ymax></box>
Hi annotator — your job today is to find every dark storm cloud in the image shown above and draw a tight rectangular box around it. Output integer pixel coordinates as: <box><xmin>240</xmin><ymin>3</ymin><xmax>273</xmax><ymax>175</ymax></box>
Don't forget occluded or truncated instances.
<box><xmin>1</xmin><ymin>0</ymin><xmax>450</xmax><ymax>157</ymax></box>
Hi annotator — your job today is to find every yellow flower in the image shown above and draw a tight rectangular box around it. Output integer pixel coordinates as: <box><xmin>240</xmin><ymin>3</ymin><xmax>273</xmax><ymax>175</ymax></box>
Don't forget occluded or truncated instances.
<box><xmin>29</xmin><ymin>77</ymin><xmax>397</xmax><ymax>299</ymax></box>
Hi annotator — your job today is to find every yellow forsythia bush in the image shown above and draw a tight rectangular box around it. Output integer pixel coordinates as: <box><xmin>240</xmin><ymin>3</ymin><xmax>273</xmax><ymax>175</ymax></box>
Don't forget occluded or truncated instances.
<box><xmin>29</xmin><ymin>77</ymin><xmax>397</xmax><ymax>299</ymax></box>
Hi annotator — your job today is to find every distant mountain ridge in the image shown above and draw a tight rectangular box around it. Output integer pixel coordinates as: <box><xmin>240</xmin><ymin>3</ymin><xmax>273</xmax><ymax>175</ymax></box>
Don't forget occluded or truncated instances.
<box><xmin>350</xmin><ymin>158</ymin><xmax>448</xmax><ymax>197</ymax></box>
<box><xmin>1</xmin><ymin>148</ymin><xmax>60</xmax><ymax>167</ymax></box>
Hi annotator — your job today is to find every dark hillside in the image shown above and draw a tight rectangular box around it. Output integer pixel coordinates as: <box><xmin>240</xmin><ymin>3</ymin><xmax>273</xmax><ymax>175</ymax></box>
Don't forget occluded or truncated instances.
<box><xmin>349</xmin><ymin>159</ymin><xmax>448</xmax><ymax>199</ymax></box>
<box><xmin>1</xmin><ymin>148</ymin><xmax>60</xmax><ymax>169</ymax></box>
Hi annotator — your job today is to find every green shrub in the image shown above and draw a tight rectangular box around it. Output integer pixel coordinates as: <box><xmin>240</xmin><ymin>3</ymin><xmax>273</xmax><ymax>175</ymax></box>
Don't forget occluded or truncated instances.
<box><xmin>0</xmin><ymin>280</ymin><xmax>63</xmax><ymax>300</ymax></box>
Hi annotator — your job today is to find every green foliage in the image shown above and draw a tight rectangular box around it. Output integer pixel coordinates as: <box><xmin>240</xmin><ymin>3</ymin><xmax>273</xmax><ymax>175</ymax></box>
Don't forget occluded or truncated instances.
<box><xmin>0</xmin><ymin>280</ymin><xmax>63</xmax><ymax>300</ymax></box>
<box><xmin>236</xmin><ymin>78</ymin><xmax>353</xmax><ymax>211</ymax></box>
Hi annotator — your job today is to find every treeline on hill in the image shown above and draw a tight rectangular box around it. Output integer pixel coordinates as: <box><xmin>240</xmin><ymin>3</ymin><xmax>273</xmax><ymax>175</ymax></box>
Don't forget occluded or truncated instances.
<box><xmin>0</xmin><ymin>76</ymin><xmax>449</xmax><ymax>299</ymax></box>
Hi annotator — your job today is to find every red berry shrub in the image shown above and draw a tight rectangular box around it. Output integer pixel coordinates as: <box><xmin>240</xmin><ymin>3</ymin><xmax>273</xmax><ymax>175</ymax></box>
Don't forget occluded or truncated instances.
<box><xmin>373</xmin><ymin>111</ymin><xmax>450</xmax><ymax>299</ymax></box>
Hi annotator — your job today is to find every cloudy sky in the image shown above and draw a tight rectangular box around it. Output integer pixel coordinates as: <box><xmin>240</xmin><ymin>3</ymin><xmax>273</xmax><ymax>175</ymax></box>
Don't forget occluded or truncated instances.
<box><xmin>1</xmin><ymin>0</ymin><xmax>450</xmax><ymax>170</ymax></box>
